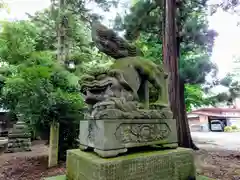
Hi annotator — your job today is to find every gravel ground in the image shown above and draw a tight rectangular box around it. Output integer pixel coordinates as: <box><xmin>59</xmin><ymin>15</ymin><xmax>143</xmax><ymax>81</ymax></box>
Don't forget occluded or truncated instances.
<box><xmin>1</xmin><ymin>140</ymin><xmax>240</xmax><ymax>180</ymax></box>
<box><xmin>0</xmin><ymin>141</ymin><xmax>65</xmax><ymax>180</ymax></box>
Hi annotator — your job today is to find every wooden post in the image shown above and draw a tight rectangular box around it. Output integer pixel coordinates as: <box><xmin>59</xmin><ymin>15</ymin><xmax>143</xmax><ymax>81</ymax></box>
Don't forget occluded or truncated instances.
<box><xmin>48</xmin><ymin>122</ymin><xmax>59</xmax><ymax>167</ymax></box>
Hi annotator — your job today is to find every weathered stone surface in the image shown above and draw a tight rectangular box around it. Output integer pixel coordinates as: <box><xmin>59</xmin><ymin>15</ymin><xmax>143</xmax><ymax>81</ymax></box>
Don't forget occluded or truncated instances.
<box><xmin>78</xmin><ymin>53</ymin><xmax>175</xmax><ymax>158</ymax></box>
<box><xmin>48</xmin><ymin>122</ymin><xmax>60</xmax><ymax>168</ymax></box>
<box><xmin>80</xmin><ymin>58</ymin><xmax>172</xmax><ymax>121</ymax></box>
<box><xmin>0</xmin><ymin>137</ymin><xmax>8</xmax><ymax>155</ymax></box>
<box><xmin>43</xmin><ymin>175</ymin><xmax>214</xmax><ymax>180</ymax></box>
<box><xmin>6</xmin><ymin>120</ymin><xmax>31</xmax><ymax>153</ymax></box>
<box><xmin>79</xmin><ymin>118</ymin><xmax>177</xmax><ymax>157</ymax></box>
<box><xmin>0</xmin><ymin>116</ymin><xmax>9</xmax><ymax>137</ymax></box>
<box><xmin>67</xmin><ymin>148</ymin><xmax>195</xmax><ymax>180</ymax></box>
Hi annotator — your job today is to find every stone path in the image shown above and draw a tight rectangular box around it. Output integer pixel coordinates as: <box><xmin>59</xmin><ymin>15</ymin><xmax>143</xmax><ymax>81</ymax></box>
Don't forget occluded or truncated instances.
<box><xmin>192</xmin><ymin>132</ymin><xmax>240</xmax><ymax>151</ymax></box>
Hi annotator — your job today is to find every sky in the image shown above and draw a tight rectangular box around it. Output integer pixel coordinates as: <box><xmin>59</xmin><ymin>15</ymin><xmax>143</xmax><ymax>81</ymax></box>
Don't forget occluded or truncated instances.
<box><xmin>1</xmin><ymin>0</ymin><xmax>240</xmax><ymax>80</ymax></box>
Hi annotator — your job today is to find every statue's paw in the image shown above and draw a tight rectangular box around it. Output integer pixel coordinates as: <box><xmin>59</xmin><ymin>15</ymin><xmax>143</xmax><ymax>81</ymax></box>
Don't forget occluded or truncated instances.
<box><xmin>136</xmin><ymin>103</ymin><xmax>145</xmax><ymax>109</ymax></box>
<box><xmin>162</xmin><ymin>111</ymin><xmax>173</xmax><ymax>119</ymax></box>
<box><xmin>150</xmin><ymin>102</ymin><xmax>168</xmax><ymax>109</ymax></box>
<box><xmin>94</xmin><ymin>109</ymin><xmax>124</xmax><ymax>119</ymax></box>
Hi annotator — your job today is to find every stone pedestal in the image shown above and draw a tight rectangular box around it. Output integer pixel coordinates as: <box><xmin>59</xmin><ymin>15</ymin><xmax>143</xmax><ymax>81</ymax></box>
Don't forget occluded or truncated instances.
<box><xmin>0</xmin><ymin>137</ymin><xmax>8</xmax><ymax>155</ymax></box>
<box><xmin>6</xmin><ymin>121</ymin><xmax>31</xmax><ymax>153</ymax></box>
<box><xmin>79</xmin><ymin>118</ymin><xmax>178</xmax><ymax>157</ymax></box>
<box><xmin>66</xmin><ymin>148</ymin><xmax>196</xmax><ymax>180</ymax></box>
<box><xmin>48</xmin><ymin>122</ymin><xmax>59</xmax><ymax>167</ymax></box>
<box><xmin>0</xmin><ymin>114</ymin><xmax>9</xmax><ymax>137</ymax></box>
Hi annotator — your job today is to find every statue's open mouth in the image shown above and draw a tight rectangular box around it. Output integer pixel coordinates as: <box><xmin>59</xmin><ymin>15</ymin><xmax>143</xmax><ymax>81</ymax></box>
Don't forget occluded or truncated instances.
<box><xmin>81</xmin><ymin>84</ymin><xmax>110</xmax><ymax>105</ymax></box>
<box><xmin>89</xmin><ymin>86</ymin><xmax>106</xmax><ymax>94</ymax></box>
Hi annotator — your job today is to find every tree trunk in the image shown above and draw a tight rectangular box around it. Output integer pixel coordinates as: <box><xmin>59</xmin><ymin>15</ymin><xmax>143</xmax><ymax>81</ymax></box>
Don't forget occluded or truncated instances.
<box><xmin>163</xmin><ymin>0</ymin><xmax>180</xmax><ymax>144</ymax></box>
<box><xmin>57</xmin><ymin>0</ymin><xmax>68</xmax><ymax>66</ymax></box>
<box><xmin>48</xmin><ymin>0</ymin><xmax>66</xmax><ymax>167</ymax></box>
<box><xmin>179</xmin><ymin>79</ymin><xmax>199</xmax><ymax>150</ymax></box>
<box><xmin>163</xmin><ymin>0</ymin><xmax>198</xmax><ymax>150</ymax></box>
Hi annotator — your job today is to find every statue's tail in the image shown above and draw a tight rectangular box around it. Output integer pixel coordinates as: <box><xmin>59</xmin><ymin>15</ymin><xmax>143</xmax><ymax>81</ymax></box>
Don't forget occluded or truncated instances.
<box><xmin>91</xmin><ymin>22</ymin><xmax>143</xmax><ymax>59</ymax></box>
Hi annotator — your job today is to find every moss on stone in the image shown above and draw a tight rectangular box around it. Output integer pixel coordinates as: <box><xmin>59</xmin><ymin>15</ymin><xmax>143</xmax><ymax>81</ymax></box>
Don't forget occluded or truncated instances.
<box><xmin>67</xmin><ymin>147</ymin><xmax>195</xmax><ymax>180</ymax></box>
<box><xmin>69</xmin><ymin>147</ymin><xmax>191</xmax><ymax>162</ymax></box>
<box><xmin>110</xmin><ymin>56</ymin><xmax>169</xmax><ymax>106</ymax></box>
<box><xmin>111</xmin><ymin>56</ymin><xmax>160</xmax><ymax>72</ymax></box>
<box><xmin>44</xmin><ymin>175</ymin><xmax>66</xmax><ymax>180</ymax></box>
<box><xmin>43</xmin><ymin>174</ymin><xmax>214</xmax><ymax>180</ymax></box>
<box><xmin>197</xmin><ymin>175</ymin><xmax>215</xmax><ymax>180</ymax></box>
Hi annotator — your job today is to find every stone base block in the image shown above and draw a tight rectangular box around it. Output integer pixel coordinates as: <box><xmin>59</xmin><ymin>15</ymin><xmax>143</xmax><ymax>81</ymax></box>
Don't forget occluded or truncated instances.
<box><xmin>5</xmin><ymin>138</ymin><xmax>31</xmax><ymax>153</ymax></box>
<box><xmin>0</xmin><ymin>137</ymin><xmax>8</xmax><ymax>155</ymax></box>
<box><xmin>79</xmin><ymin>118</ymin><xmax>178</xmax><ymax>157</ymax></box>
<box><xmin>43</xmin><ymin>175</ymin><xmax>214</xmax><ymax>180</ymax></box>
<box><xmin>8</xmin><ymin>133</ymin><xmax>31</xmax><ymax>138</ymax></box>
<box><xmin>66</xmin><ymin>148</ymin><xmax>196</xmax><ymax>180</ymax></box>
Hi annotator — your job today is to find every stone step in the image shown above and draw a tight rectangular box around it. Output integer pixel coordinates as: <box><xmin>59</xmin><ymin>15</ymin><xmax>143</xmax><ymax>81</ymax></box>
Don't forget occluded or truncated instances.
<box><xmin>8</xmin><ymin>134</ymin><xmax>31</xmax><ymax>138</ymax></box>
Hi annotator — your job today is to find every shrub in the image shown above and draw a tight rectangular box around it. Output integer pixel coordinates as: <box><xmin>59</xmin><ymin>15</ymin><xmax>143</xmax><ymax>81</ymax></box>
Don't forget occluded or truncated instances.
<box><xmin>224</xmin><ymin>126</ymin><xmax>232</xmax><ymax>132</ymax></box>
<box><xmin>231</xmin><ymin>125</ymin><xmax>238</xmax><ymax>130</ymax></box>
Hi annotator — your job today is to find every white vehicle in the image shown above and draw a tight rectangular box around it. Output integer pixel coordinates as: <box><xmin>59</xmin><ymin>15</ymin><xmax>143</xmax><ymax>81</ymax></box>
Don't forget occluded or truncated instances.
<box><xmin>210</xmin><ymin>120</ymin><xmax>224</xmax><ymax>132</ymax></box>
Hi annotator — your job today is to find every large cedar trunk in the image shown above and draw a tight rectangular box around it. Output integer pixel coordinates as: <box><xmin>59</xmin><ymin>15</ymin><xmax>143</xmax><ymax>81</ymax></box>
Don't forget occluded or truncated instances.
<box><xmin>179</xmin><ymin>79</ymin><xmax>198</xmax><ymax>150</ymax></box>
<box><xmin>163</xmin><ymin>0</ymin><xmax>198</xmax><ymax>149</ymax></box>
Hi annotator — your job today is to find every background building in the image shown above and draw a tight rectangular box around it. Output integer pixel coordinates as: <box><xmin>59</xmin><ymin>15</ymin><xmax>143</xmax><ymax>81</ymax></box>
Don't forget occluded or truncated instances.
<box><xmin>188</xmin><ymin>108</ymin><xmax>240</xmax><ymax>131</ymax></box>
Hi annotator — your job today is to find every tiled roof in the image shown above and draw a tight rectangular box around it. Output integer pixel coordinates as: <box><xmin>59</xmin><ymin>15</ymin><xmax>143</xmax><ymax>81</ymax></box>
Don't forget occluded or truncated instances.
<box><xmin>188</xmin><ymin>111</ymin><xmax>240</xmax><ymax>118</ymax></box>
<box><xmin>191</xmin><ymin>108</ymin><xmax>240</xmax><ymax>113</ymax></box>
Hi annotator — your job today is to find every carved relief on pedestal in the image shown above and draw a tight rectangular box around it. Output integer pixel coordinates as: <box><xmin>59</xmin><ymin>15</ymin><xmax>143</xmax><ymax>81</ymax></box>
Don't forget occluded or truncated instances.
<box><xmin>115</xmin><ymin>123</ymin><xmax>171</xmax><ymax>143</ymax></box>
<box><xmin>87</xmin><ymin>121</ymin><xmax>99</xmax><ymax>144</ymax></box>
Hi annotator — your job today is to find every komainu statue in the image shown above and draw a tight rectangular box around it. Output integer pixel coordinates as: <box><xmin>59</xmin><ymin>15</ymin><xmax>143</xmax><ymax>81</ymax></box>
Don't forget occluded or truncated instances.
<box><xmin>80</xmin><ymin>57</ymin><xmax>172</xmax><ymax>120</ymax></box>
<box><xmin>78</xmin><ymin>21</ymin><xmax>177</xmax><ymax>158</ymax></box>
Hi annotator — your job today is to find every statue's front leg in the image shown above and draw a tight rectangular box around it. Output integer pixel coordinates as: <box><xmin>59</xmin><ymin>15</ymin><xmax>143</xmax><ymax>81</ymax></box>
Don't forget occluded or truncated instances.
<box><xmin>151</xmin><ymin>79</ymin><xmax>169</xmax><ymax>109</ymax></box>
<box><xmin>150</xmin><ymin>94</ymin><xmax>169</xmax><ymax>110</ymax></box>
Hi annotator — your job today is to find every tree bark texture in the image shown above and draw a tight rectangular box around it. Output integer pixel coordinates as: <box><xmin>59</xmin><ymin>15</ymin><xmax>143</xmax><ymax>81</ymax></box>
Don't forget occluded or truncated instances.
<box><xmin>163</xmin><ymin>0</ymin><xmax>198</xmax><ymax>149</ymax></box>
<box><xmin>179</xmin><ymin>79</ymin><xmax>198</xmax><ymax>150</ymax></box>
<box><xmin>57</xmin><ymin>0</ymin><xmax>69</xmax><ymax>66</ymax></box>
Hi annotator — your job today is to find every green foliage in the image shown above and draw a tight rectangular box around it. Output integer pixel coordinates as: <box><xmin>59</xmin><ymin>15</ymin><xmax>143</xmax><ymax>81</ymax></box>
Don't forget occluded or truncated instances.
<box><xmin>134</xmin><ymin>33</ymin><xmax>163</xmax><ymax>64</ymax></box>
<box><xmin>212</xmin><ymin>73</ymin><xmax>240</xmax><ymax>106</ymax></box>
<box><xmin>220</xmin><ymin>73</ymin><xmax>233</xmax><ymax>87</ymax></box>
<box><xmin>0</xmin><ymin>21</ymin><xmax>39</xmax><ymax>64</ymax></box>
<box><xmin>0</xmin><ymin>0</ymin><xmax>224</xmax><ymax>156</ymax></box>
<box><xmin>224</xmin><ymin>126</ymin><xmax>232</xmax><ymax>132</ymax></box>
<box><xmin>0</xmin><ymin>0</ymin><xmax>120</xmax><ymax>160</ymax></box>
<box><xmin>0</xmin><ymin>0</ymin><xmax>119</xmax><ymax>157</ymax></box>
<box><xmin>184</xmin><ymin>84</ymin><xmax>214</xmax><ymax>112</ymax></box>
<box><xmin>0</xmin><ymin>0</ymin><xmax>9</xmax><ymax>13</ymax></box>
<box><xmin>0</xmin><ymin>16</ymin><xmax>89</xmax><ymax>160</ymax></box>
<box><xmin>224</xmin><ymin>125</ymin><xmax>239</xmax><ymax>132</ymax></box>
<box><xmin>209</xmin><ymin>0</ymin><xmax>240</xmax><ymax>15</ymax></box>
<box><xmin>113</xmin><ymin>0</ymin><xmax>218</xmax><ymax>110</ymax></box>
<box><xmin>28</xmin><ymin>7</ymin><xmax>94</xmax><ymax>63</ymax></box>
<box><xmin>1</xmin><ymin>53</ymin><xmax>84</xmax><ymax>126</ymax></box>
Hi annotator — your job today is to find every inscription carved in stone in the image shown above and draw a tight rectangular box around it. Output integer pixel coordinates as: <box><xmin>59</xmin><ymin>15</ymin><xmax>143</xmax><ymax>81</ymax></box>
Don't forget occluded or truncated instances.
<box><xmin>115</xmin><ymin>123</ymin><xmax>171</xmax><ymax>143</ymax></box>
